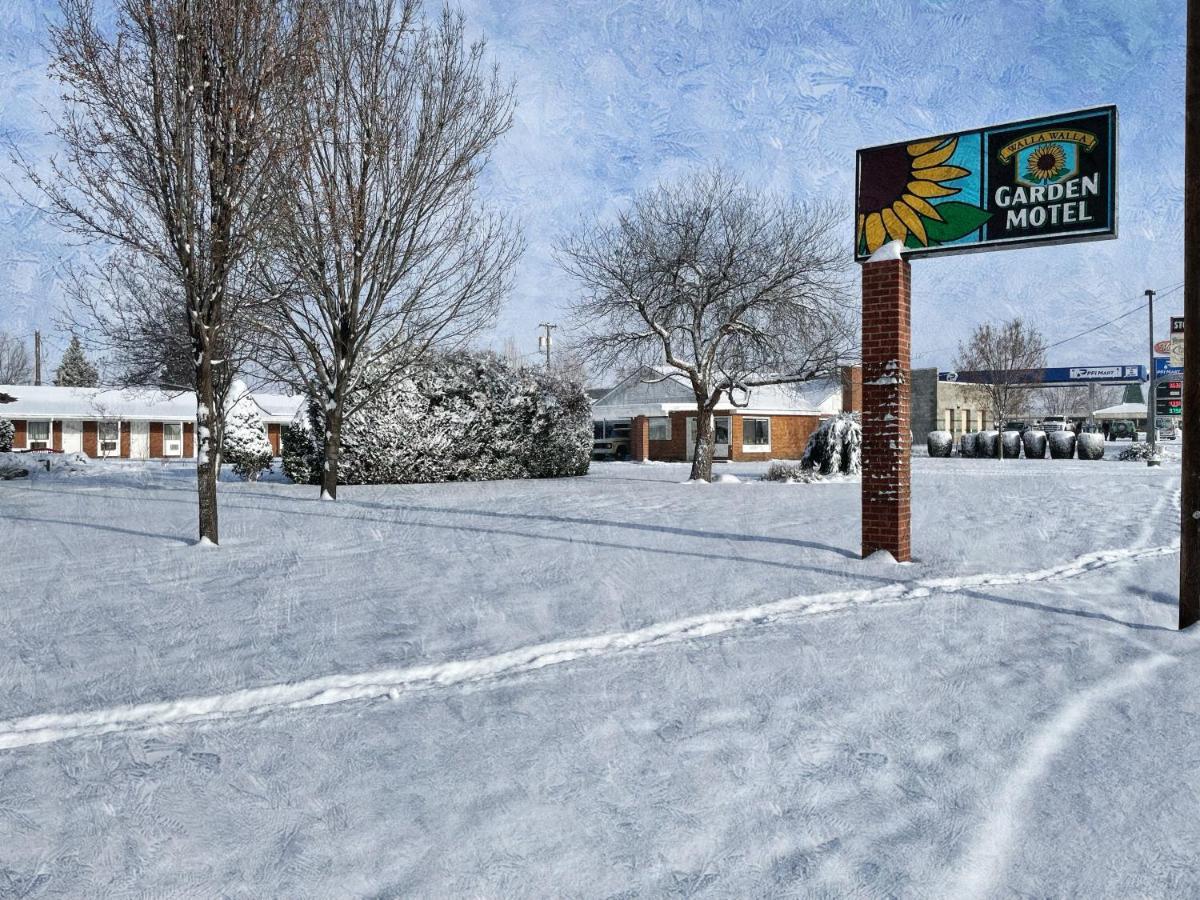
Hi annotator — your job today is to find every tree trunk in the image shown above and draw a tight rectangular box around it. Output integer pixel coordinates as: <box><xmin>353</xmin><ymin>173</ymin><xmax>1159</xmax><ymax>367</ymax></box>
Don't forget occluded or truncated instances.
<box><xmin>195</xmin><ymin>358</ymin><xmax>220</xmax><ymax>545</ymax></box>
<box><xmin>689</xmin><ymin>405</ymin><xmax>716</xmax><ymax>481</ymax></box>
<box><xmin>321</xmin><ymin>396</ymin><xmax>342</xmax><ymax>501</ymax></box>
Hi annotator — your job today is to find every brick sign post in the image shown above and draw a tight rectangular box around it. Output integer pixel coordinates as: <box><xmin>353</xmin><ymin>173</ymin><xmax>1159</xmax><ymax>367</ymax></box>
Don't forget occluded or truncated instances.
<box><xmin>860</xmin><ymin>253</ymin><xmax>912</xmax><ymax>561</ymax></box>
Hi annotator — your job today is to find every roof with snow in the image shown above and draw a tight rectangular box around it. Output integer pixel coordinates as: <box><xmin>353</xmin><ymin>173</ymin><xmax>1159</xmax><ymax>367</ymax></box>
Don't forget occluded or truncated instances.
<box><xmin>591</xmin><ymin>366</ymin><xmax>843</xmax><ymax>418</ymax></box>
<box><xmin>1092</xmin><ymin>401</ymin><xmax>1148</xmax><ymax>420</ymax></box>
<box><xmin>0</xmin><ymin>385</ymin><xmax>305</xmax><ymax>423</ymax></box>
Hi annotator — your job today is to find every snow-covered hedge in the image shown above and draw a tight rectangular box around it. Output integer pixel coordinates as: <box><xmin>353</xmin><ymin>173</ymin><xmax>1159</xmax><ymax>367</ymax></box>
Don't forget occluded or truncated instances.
<box><xmin>926</xmin><ymin>431</ymin><xmax>952</xmax><ymax>457</ymax></box>
<box><xmin>1001</xmin><ymin>430</ymin><xmax>1022</xmax><ymax>458</ymax></box>
<box><xmin>1048</xmin><ymin>431</ymin><xmax>1076</xmax><ymax>459</ymax></box>
<box><xmin>1119</xmin><ymin>442</ymin><xmax>1161</xmax><ymax>463</ymax></box>
<box><xmin>1022</xmin><ymin>429</ymin><xmax>1047</xmax><ymax>459</ymax></box>
<box><xmin>1076</xmin><ymin>432</ymin><xmax>1104</xmax><ymax>460</ymax></box>
<box><xmin>222</xmin><ymin>382</ymin><xmax>273</xmax><ymax>481</ymax></box>
<box><xmin>958</xmin><ymin>433</ymin><xmax>977</xmax><ymax>458</ymax></box>
<box><xmin>0</xmin><ymin>418</ymin><xmax>13</xmax><ymax>453</ymax></box>
<box><xmin>762</xmin><ymin>460</ymin><xmax>821</xmax><ymax>483</ymax></box>
<box><xmin>976</xmin><ymin>430</ymin><xmax>998</xmax><ymax>459</ymax></box>
<box><xmin>800</xmin><ymin>413</ymin><xmax>861</xmax><ymax>476</ymax></box>
<box><xmin>309</xmin><ymin>351</ymin><xmax>592</xmax><ymax>485</ymax></box>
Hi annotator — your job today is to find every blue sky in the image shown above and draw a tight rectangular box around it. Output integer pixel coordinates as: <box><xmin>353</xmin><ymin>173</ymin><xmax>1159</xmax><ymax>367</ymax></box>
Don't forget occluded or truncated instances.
<box><xmin>0</xmin><ymin>0</ymin><xmax>1187</xmax><ymax>377</ymax></box>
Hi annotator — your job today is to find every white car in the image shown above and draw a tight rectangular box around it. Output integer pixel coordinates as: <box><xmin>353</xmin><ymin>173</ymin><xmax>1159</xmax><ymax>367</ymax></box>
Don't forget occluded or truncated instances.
<box><xmin>1039</xmin><ymin>416</ymin><xmax>1074</xmax><ymax>433</ymax></box>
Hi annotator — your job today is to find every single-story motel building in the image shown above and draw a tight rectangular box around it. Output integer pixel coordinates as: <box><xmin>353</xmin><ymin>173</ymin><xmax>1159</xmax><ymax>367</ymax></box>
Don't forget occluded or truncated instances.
<box><xmin>0</xmin><ymin>385</ymin><xmax>304</xmax><ymax>459</ymax></box>
<box><xmin>591</xmin><ymin>366</ymin><xmax>860</xmax><ymax>462</ymax></box>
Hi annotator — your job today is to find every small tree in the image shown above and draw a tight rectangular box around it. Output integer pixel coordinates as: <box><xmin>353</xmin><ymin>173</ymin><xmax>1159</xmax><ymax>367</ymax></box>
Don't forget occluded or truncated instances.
<box><xmin>560</xmin><ymin>168</ymin><xmax>854</xmax><ymax>481</ymax></box>
<box><xmin>255</xmin><ymin>0</ymin><xmax>518</xmax><ymax>500</ymax></box>
<box><xmin>54</xmin><ymin>335</ymin><xmax>99</xmax><ymax>387</ymax></box>
<box><xmin>222</xmin><ymin>384</ymin><xmax>273</xmax><ymax>481</ymax></box>
<box><xmin>0</xmin><ymin>333</ymin><xmax>31</xmax><ymax>384</ymax></box>
<box><xmin>954</xmin><ymin>318</ymin><xmax>1047</xmax><ymax>451</ymax></box>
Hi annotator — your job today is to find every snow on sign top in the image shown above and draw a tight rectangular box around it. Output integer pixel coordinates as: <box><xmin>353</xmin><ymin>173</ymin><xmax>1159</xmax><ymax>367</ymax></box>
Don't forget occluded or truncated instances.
<box><xmin>855</xmin><ymin>106</ymin><xmax>1117</xmax><ymax>261</ymax></box>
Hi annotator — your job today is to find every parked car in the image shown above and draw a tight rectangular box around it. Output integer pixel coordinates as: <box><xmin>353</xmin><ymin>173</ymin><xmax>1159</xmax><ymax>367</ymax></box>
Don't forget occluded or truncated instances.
<box><xmin>1003</xmin><ymin>420</ymin><xmax>1029</xmax><ymax>434</ymax></box>
<box><xmin>592</xmin><ymin>419</ymin><xmax>631</xmax><ymax>460</ymax></box>
<box><xmin>1156</xmin><ymin>418</ymin><xmax>1179</xmax><ymax>440</ymax></box>
<box><xmin>1079</xmin><ymin>422</ymin><xmax>1102</xmax><ymax>434</ymax></box>
<box><xmin>1108</xmin><ymin>420</ymin><xmax>1137</xmax><ymax>441</ymax></box>
<box><xmin>1040</xmin><ymin>415</ymin><xmax>1074</xmax><ymax>433</ymax></box>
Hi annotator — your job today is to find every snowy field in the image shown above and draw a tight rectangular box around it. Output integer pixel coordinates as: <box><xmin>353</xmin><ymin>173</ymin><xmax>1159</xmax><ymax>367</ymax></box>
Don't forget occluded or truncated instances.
<box><xmin>1</xmin><ymin>450</ymin><xmax>1198</xmax><ymax>897</ymax></box>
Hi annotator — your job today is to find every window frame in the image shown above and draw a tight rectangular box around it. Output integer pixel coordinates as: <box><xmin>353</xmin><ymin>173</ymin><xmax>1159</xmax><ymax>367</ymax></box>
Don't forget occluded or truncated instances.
<box><xmin>26</xmin><ymin>420</ymin><xmax>51</xmax><ymax>450</ymax></box>
<box><xmin>742</xmin><ymin>416</ymin><xmax>771</xmax><ymax>452</ymax></box>
<box><xmin>98</xmin><ymin>420</ymin><xmax>121</xmax><ymax>457</ymax></box>
<box><xmin>162</xmin><ymin>422</ymin><xmax>184</xmax><ymax>457</ymax></box>
<box><xmin>648</xmin><ymin>416</ymin><xmax>671</xmax><ymax>442</ymax></box>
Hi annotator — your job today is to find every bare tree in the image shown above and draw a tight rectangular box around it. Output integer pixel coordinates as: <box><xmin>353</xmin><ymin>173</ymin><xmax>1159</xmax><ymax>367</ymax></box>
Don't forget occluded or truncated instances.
<box><xmin>954</xmin><ymin>318</ymin><xmax>1048</xmax><ymax>444</ymax></box>
<box><xmin>559</xmin><ymin>168</ymin><xmax>855</xmax><ymax>481</ymax></box>
<box><xmin>0</xmin><ymin>333</ymin><xmax>32</xmax><ymax>384</ymax></box>
<box><xmin>254</xmin><ymin>0</ymin><xmax>518</xmax><ymax>500</ymax></box>
<box><xmin>26</xmin><ymin>0</ymin><xmax>318</xmax><ymax>543</ymax></box>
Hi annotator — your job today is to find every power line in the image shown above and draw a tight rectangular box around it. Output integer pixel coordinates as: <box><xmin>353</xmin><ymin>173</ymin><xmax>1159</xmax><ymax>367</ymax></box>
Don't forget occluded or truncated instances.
<box><xmin>1043</xmin><ymin>282</ymin><xmax>1184</xmax><ymax>351</ymax></box>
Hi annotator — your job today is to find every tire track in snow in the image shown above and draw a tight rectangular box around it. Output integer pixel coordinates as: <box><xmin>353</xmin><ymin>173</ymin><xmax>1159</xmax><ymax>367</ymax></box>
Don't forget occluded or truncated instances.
<box><xmin>0</xmin><ymin>541</ymin><xmax>1180</xmax><ymax>752</ymax></box>
<box><xmin>938</xmin><ymin>651</ymin><xmax>1177</xmax><ymax>900</ymax></box>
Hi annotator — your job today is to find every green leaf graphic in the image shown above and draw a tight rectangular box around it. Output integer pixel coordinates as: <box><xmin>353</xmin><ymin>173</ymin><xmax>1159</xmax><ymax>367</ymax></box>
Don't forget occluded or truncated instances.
<box><xmin>922</xmin><ymin>201</ymin><xmax>992</xmax><ymax>244</ymax></box>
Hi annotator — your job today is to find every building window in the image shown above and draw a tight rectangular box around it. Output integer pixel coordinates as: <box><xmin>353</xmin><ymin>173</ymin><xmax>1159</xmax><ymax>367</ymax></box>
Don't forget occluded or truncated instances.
<box><xmin>27</xmin><ymin>421</ymin><xmax>50</xmax><ymax>449</ymax></box>
<box><xmin>743</xmin><ymin>417</ymin><xmax>770</xmax><ymax>450</ymax></box>
<box><xmin>648</xmin><ymin>417</ymin><xmax>671</xmax><ymax>441</ymax></box>
<box><xmin>163</xmin><ymin>422</ymin><xmax>183</xmax><ymax>457</ymax></box>
<box><xmin>99</xmin><ymin>421</ymin><xmax>120</xmax><ymax>455</ymax></box>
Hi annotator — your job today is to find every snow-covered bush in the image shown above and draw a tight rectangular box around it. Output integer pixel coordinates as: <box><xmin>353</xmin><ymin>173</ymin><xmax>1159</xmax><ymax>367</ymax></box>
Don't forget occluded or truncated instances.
<box><xmin>958</xmin><ymin>433</ymin><xmax>977</xmax><ymax>458</ymax></box>
<box><xmin>762</xmin><ymin>460</ymin><xmax>821</xmax><ymax>483</ymax></box>
<box><xmin>926</xmin><ymin>430</ymin><xmax>952</xmax><ymax>458</ymax></box>
<box><xmin>317</xmin><ymin>351</ymin><xmax>592</xmax><ymax>485</ymax></box>
<box><xmin>222</xmin><ymin>383</ymin><xmax>273</xmax><ymax>481</ymax></box>
<box><xmin>281</xmin><ymin>406</ymin><xmax>320</xmax><ymax>485</ymax></box>
<box><xmin>800</xmin><ymin>413</ymin><xmax>861</xmax><ymax>476</ymax></box>
<box><xmin>1076</xmin><ymin>432</ymin><xmax>1104</xmax><ymax>460</ymax></box>
<box><xmin>976</xmin><ymin>430</ymin><xmax>998</xmax><ymax>458</ymax></box>
<box><xmin>1048</xmin><ymin>431</ymin><xmax>1076</xmax><ymax>459</ymax></box>
<box><xmin>1119</xmin><ymin>442</ymin><xmax>1161</xmax><ymax>462</ymax></box>
<box><xmin>1022</xmin><ymin>429</ymin><xmax>1047</xmax><ymax>459</ymax></box>
<box><xmin>1001</xmin><ymin>430</ymin><xmax>1022</xmax><ymax>458</ymax></box>
<box><xmin>0</xmin><ymin>418</ymin><xmax>13</xmax><ymax>453</ymax></box>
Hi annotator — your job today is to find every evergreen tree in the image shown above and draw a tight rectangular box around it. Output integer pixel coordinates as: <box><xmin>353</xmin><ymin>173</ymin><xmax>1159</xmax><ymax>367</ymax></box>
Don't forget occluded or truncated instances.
<box><xmin>0</xmin><ymin>418</ymin><xmax>13</xmax><ymax>452</ymax></box>
<box><xmin>222</xmin><ymin>382</ymin><xmax>273</xmax><ymax>481</ymax></box>
<box><xmin>54</xmin><ymin>336</ymin><xmax>99</xmax><ymax>387</ymax></box>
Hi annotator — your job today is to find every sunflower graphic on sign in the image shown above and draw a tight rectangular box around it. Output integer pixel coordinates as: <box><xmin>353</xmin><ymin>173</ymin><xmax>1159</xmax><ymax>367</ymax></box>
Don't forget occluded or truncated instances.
<box><xmin>1018</xmin><ymin>141</ymin><xmax>1078</xmax><ymax>186</ymax></box>
<box><xmin>856</xmin><ymin>136</ymin><xmax>991</xmax><ymax>257</ymax></box>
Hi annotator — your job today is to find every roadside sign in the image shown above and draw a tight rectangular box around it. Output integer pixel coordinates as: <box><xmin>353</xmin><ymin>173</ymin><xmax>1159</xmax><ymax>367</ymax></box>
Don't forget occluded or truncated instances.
<box><xmin>1158</xmin><ymin>398</ymin><xmax>1184</xmax><ymax>417</ymax></box>
<box><xmin>1156</xmin><ymin>357</ymin><xmax>1184</xmax><ymax>378</ymax></box>
<box><xmin>856</xmin><ymin>106</ymin><xmax>1117</xmax><ymax>260</ymax></box>
<box><xmin>1171</xmin><ymin>316</ymin><xmax>1185</xmax><ymax>367</ymax></box>
<box><xmin>938</xmin><ymin>364</ymin><xmax>1143</xmax><ymax>384</ymax></box>
<box><xmin>1155</xmin><ymin>340</ymin><xmax>1172</xmax><ymax>355</ymax></box>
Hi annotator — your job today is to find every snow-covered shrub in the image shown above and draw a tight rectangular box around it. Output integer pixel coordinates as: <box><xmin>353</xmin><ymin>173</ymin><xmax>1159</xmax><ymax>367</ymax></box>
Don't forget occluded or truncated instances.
<box><xmin>800</xmin><ymin>413</ymin><xmax>861</xmax><ymax>476</ymax></box>
<box><xmin>1119</xmin><ymin>442</ymin><xmax>1160</xmax><ymax>462</ymax></box>
<box><xmin>281</xmin><ymin>406</ymin><xmax>320</xmax><ymax>485</ymax></box>
<box><xmin>958</xmin><ymin>433</ymin><xmax>977</xmax><ymax>458</ymax></box>
<box><xmin>1076</xmin><ymin>432</ymin><xmax>1104</xmax><ymax>460</ymax></box>
<box><xmin>1001</xmin><ymin>430</ymin><xmax>1022</xmax><ymax>458</ymax></box>
<box><xmin>926</xmin><ymin>430</ymin><xmax>952</xmax><ymax>457</ymax></box>
<box><xmin>976</xmin><ymin>430</ymin><xmax>999</xmax><ymax>458</ymax></box>
<box><xmin>762</xmin><ymin>460</ymin><xmax>821</xmax><ymax>483</ymax></box>
<box><xmin>1048</xmin><ymin>431</ymin><xmax>1076</xmax><ymax>459</ymax></box>
<box><xmin>0</xmin><ymin>418</ymin><xmax>13</xmax><ymax>453</ymax></box>
<box><xmin>1022</xmin><ymin>429</ymin><xmax>1047</xmax><ymax>459</ymax></box>
<box><xmin>321</xmin><ymin>351</ymin><xmax>592</xmax><ymax>485</ymax></box>
<box><xmin>222</xmin><ymin>383</ymin><xmax>273</xmax><ymax>481</ymax></box>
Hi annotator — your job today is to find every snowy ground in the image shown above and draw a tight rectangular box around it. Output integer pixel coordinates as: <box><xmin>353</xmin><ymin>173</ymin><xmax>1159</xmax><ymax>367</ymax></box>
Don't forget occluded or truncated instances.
<box><xmin>1</xmin><ymin>449</ymin><xmax>1198</xmax><ymax>897</ymax></box>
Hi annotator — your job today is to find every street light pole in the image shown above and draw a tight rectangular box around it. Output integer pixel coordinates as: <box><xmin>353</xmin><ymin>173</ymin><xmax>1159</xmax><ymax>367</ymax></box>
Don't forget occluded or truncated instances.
<box><xmin>1181</xmin><ymin>0</ymin><xmax>1199</xmax><ymax>630</ymax></box>
<box><xmin>1147</xmin><ymin>288</ymin><xmax>1159</xmax><ymax>464</ymax></box>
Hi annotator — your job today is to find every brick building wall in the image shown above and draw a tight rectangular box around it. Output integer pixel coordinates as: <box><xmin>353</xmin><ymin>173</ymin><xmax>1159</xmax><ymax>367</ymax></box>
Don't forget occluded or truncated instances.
<box><xmin>82</xmin><ymin>421</ymin><xmax>97</xmax><ymax>457</ymax></box>
<box><xmin>53</xmin><ymin>421</ymin><xmax>63</xmax><ymax>452</ymax></box>
<box><xmin>184</xmin><ymin>423</ymin><xmax>195</xmax><ymax>458</ymax></box>
<box><xmin>11</xmin><ymin>419</ymin><xmax>26</xmax><ymax>448</ymax></box>
<box><xmin>119</xmin><ymin>423</ymin><xmax>131</xmax><ymax>458</ymax></box>
<box><xmin>150</xmin><ymin>422</ymin><xmax>163</xmax><ymax>458</ymax></box>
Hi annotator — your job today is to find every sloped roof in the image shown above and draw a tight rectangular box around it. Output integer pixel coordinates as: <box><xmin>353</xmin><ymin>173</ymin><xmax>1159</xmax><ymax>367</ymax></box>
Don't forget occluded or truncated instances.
<box><xmin>590</xmin><ymin>366</ymin><xmax>843</xmax><ymax>416</ymax></box>
<box><xmin>0</xmin><ymin>385</ymin><xmax>306</xmax><ymax>423</ymax></box>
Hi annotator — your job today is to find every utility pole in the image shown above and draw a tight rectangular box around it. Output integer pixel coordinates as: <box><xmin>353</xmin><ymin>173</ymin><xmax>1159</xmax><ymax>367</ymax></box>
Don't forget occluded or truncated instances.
<box><xmin>1182</xmin><ymin>0</ymin><xmax>1199</xmax><ymax>630</ymax></box>
<box><xmin>537</xmin><ymin>322</ymin><xmax>556</xmax><ymax>370</ymax></box>
<box><xmin>33</xmin><ymin>330</ymin><xmax>41</xmax><ymax>386</ymax></box>
<box><xmin>1147</xmin><ymin>289</ymin><xmax>1159</xmax><ymax>464</ymax></box>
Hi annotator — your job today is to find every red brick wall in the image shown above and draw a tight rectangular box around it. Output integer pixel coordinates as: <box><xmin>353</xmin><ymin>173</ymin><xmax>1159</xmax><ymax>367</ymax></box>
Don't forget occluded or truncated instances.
<box><xmin>150</xmin><ymin>422</ymin><xmax>163</xmax><ymax>458</ymax></box>
<box><xmin>82</xmin><ymin>421</ymin><xmax>97</xmax><ymax>457</ymax></box>
<box><xmin>729</xmin><ymin>414</ymin><xmax>820</xmax><ymax>460</ymax></box>
<box><xmin>184</xmin><ymin>423</ymin><xmax>195</xmax><ymax>458</ymax></box>
<box><xmin>11</xmin><ymin>419</ymin><xmax>26</xmax><ymax>448</ymax></box>
<box><xmin>119</xmin><ymin>422</ymin><xmax>131</xmax><ymax>458</ymax></box>
<box><xmin>53</xmin><ymin>421</ymin><xmax>63</xmax><ymax>452</ymax></box>
<box><xmin>860</xmin><ymin>257</ymin><xmax>911</xmax><ymax>561</ymax></box>
<box><xmin>630</xmin><ymin>416</ymin><xmax>649</xmax><ymax>461</ymax></box>
<box><xmin>267</xmin><ymin>423</ymin><xmax>282</xmax><ymax>456</ymax></box>
<box><xmin>842</xmin><ymin>366</ymin><xmax>862</xmax><ymax>413</ymax></box>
